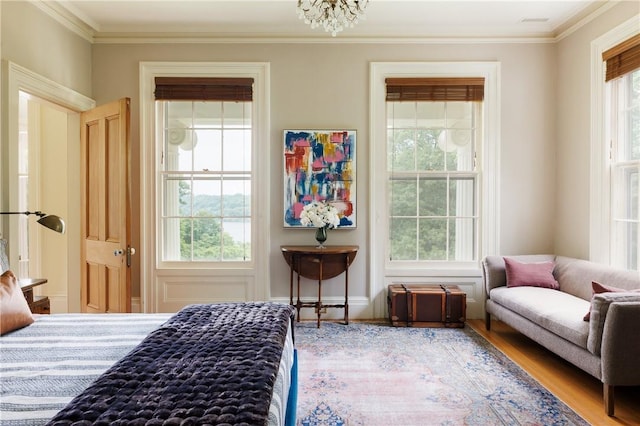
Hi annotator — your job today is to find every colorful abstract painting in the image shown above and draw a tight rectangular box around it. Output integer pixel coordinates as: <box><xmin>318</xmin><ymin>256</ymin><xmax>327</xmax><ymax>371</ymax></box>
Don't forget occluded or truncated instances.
<box><xmin>283</xmin><ymin>130</ymin><xmax>356</xmax><ymax>228</ymax></box>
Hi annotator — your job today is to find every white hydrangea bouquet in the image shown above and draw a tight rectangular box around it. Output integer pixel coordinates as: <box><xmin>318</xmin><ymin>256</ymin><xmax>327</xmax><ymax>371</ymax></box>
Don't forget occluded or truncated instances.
<box><xmin>300</xmin><ymin>200</ymin><xmax>340</xmax><ymax>229</ymax></box>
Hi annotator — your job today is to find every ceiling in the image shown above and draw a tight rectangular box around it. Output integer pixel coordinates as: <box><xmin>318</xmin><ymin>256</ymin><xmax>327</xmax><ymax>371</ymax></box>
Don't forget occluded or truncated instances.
<box><xmin>48</xmin><ymin>0</ymin><xmax>618</xmax><ymax>41</ymax></box>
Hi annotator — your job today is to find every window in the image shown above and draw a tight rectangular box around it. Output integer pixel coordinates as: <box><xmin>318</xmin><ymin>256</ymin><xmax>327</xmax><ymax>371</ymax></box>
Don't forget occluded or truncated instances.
<box><xmin>386</xmin><ymin>78</ymin><xmax>483</xmax><ymax>262</ymax></box>
<box><xmin>140</xmin><ymin>63</ymin><xmax>270</xmax><ymax>310</ymax></box>
<box><xmin>370</xmin><ymin>62</ymin><xmax>498</xmax><ymax>318</ymax></box>
<box><xmin>155</xmin><ymin>77</ymin><xmax>253</xmax><ymax>262</ymax></box>
<box><xmin>605</xmin><ymin>35</ymin><xmax>640</xmax><ymax>270</ymax></box>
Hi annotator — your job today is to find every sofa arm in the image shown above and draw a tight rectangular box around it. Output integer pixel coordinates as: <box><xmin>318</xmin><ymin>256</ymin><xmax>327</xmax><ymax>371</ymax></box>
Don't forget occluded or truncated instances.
<box><xmin>482</xmin><ymin>256</ymin><xmax>507</xmax><ymax>297</ymax></box>
<box><xmin>588</xmin><ymin>293</ymin><xmax>640</xmax><ymax>356</ymax></box>
<box><xmin>600</xmin><ymin>301</ymin><xmax>640</xmax><ymax>386</ymax></box>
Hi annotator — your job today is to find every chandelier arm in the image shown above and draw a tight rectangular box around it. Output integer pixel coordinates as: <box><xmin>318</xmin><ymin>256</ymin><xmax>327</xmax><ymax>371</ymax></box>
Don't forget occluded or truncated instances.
<box><xmin>297</xmin><ymin>0</ymin><xmax>368</xmax><ymax>36</ymax></box>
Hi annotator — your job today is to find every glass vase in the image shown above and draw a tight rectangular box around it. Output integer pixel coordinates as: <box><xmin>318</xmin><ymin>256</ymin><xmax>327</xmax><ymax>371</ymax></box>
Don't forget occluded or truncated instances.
<box><xmin>315</xmin><ymin>226</ymin><xmax>328</xmax><ymax>248</ymax></box>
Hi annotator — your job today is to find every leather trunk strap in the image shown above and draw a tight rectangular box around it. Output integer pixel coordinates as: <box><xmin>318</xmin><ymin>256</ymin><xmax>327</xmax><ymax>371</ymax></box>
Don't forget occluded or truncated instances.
<box><xmin>401</xmin><ymin>284</ymin><xmax>412</xmax><ymax>326</ymax></box>
<box><xmin>441</xmin><ymin>285</ymin><xmax>452</xmax><ymax>322</ymax></box>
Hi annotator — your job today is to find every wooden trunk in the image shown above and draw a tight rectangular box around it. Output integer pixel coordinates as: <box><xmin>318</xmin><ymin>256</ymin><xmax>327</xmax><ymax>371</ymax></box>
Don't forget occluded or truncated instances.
<box><xmin>387</xmin><ymin>284</ymin><xmax>466</xmax><ymax>328</ymax></box>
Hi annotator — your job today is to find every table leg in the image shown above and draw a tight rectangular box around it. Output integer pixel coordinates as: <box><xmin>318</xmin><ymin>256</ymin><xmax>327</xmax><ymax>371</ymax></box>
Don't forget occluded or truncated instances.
<box><xmin>317</xmin><ymin>256</ymin><xmax>323</xmax><ymax>328</ymax></box>
<box><xmin>296</xmin><ymin>255</ymin><xmax>302</xmax><ymax>322</ymax></box>
<box><xmin>344</xmin><ymin>254</ymin><xmax>349</xmax><ymax>325</ymax></box>
<box><xmin>289</xmin><ymin>256</ymin><xmax>294</xmax><ymax>307</ymax></box>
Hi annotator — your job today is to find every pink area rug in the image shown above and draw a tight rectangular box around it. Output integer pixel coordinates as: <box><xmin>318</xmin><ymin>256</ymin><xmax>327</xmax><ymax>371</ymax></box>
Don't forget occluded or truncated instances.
<box><xmin>294</xmin><ymin>322</ymin><xmax>588</xmax><ymax>426</ymax></box>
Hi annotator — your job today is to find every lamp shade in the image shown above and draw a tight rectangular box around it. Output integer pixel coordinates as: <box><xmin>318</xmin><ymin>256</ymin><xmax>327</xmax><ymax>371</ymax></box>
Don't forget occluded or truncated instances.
<box><xmin>37</xmin><ymin>215</ymin><xmax>66</xmax><ymax>234</ymax></box>
<box><xmin>0</xmin><ymin>211</ymin><xmax>66</xmax><ymax>234</ymax></box>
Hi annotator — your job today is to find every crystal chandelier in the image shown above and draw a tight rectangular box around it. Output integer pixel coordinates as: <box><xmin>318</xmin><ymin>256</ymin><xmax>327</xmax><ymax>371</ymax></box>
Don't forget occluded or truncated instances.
<box><xmin>297</xmin><ymin>0</ymin><xmax>369</xmax><ymax>37</ymax></box>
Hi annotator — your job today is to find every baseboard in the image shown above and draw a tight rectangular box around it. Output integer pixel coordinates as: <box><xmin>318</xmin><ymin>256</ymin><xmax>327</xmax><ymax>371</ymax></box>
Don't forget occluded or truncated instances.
<box><xmin>131</xmin><ymin>297</ymin><xmax>142</xmax><ymax>313</ymax></box>
<box><xmin>47</xmin><ymin>294</ymin><xmax>68</xmax><ymax>314</ymax></box>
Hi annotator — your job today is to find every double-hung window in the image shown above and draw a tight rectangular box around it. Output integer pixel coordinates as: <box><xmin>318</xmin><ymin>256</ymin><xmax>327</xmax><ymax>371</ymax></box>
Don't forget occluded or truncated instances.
<box><xmin>604</xmin><ymin>35</ymin><xmax>640</xmax><ymax>270</ymax></box>
<box><xmin>385</xmin><ymin>78</ymin><xmax>483</xmax><ymax>263</ymax></box>
<box><xmin>155</xmin><ymin>77</ymin><xmax>253</xmax><ymax>262</ymax></box>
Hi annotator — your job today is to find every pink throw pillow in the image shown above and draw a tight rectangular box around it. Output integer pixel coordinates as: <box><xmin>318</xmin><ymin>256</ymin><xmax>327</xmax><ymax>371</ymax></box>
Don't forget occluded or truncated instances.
<box><xmin>504</xmin><ymin>257</ymin><xmax>559</xmax><ymax>290</ymax></box>
<box><xmin>583</xmin><ymin>281</ymin><xmax>640</xmax><ymax>321</ymax></box>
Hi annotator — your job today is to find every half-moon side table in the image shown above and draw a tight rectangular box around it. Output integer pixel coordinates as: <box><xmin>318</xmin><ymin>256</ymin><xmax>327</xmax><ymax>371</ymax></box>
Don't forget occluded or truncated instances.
<box><xmin>281</xmin><ymin>245</ymin><xmax>358</xmax><ymax>328</ymax></box>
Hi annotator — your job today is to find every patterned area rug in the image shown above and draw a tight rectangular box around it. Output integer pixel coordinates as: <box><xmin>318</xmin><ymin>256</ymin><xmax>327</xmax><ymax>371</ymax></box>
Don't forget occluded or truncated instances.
<box><xmin>294</xmin><ymin>322</ymin><xmax>588</xmax><ymax>426</ymax></box>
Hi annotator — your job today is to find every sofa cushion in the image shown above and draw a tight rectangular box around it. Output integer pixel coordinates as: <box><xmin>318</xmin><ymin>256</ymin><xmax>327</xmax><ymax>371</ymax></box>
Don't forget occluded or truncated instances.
<box><xmin>583</xmin><ymin>281</ymin><xmax>640</xmax><ymax>321</ymax></box>
<box><xmin>553</xmin><ymin>256</ymin><xmax>640</xmax><ymax>301</ymax></box>
<box><xmin>0</xmin><ymin>270</ymin><xmax>34</xmax><ymax>335</ymax></box>
<box><xmin>504</xmin><ymin>257</ymin><xmax>559</xmax><ymax>289</ymax></box>
<box><xmin>587</xmin><ymin>292</ymin><xmax>640</xmax><ymax>356</ymax></box>
<box><xmin>490</xmin><ymin>286</ymin><xmax>590</xmax><ymax>348</ymax></box>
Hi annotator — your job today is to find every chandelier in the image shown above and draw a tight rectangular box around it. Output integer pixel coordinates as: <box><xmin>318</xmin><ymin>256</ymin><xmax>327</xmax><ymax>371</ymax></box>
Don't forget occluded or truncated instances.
<box><xmin>297</xmin><ymin>0</ymin><xmax>369</xmax><ymax>37</ymax></box>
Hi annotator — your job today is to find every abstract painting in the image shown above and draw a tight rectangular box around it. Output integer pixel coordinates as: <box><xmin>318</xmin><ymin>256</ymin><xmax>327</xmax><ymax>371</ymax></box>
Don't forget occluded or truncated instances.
<box><xmin>283</xmin><ymin>130</ymin><xmax>356</xmax><ymax>228</ymax></box>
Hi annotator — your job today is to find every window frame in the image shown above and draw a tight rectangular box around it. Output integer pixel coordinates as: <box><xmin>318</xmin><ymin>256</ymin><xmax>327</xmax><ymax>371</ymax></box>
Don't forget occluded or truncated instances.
<box><xmin>156</xmin><ymin>99</ymin><xmax>253</xmax><ymax>263</ymax></box>
<box><xmin>139</xmin><ymin>62</ymin><xmax>271</xmax><ymax>311</ymax></box>
<box><xmin>590</xmin><ymin>17</ymin><xmax>639</xmax><ymax>267</ymax></box>
<box><xmin>369</xmin><ymin>62</ymin><xmax>500</xmax><ymax>318</ymax></box>
<box><xmin>607</xmin><ymin>67</ymin><xmax>639</xmax><ymax>270</ymax></box>
<box><xmin>386</xmin><ymin>99</ymin><xmax>482</xmax><ymax>264</ymax></box>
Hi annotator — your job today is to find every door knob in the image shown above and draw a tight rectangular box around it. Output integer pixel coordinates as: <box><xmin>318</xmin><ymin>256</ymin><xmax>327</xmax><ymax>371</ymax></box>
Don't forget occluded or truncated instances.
<box><xmin>114</xmin><ymin>247</ymin><xmax>136</xmax><ymax>265</ymax></box>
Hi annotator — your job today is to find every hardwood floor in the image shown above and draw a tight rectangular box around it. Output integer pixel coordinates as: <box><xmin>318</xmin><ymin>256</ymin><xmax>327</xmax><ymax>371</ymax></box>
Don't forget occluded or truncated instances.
<box><xmin>468</xmin><ymin>319</ymin><xmax>640</xmax><ymax>426</ymax></box>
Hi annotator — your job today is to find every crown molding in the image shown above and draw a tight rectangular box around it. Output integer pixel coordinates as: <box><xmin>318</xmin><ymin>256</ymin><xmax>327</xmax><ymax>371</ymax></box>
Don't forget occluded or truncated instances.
<box><xmin>554</xmin><ymin>0</ymin><xmax>620</xmax><ymax>41</ymax></box>
<box><xmin>92</xmin><ymin>33</ymin><xmax>557</xmax><ymax>45</ymax></box>
<box><xmin>32</xmin><ymin>0</ymin><xmax>95</xmax><ymax>43</ymax></box>
<box><xmin>38</xmin><ymin>0</ymin><xmax>623</xmax><ymax>46</ymax></box>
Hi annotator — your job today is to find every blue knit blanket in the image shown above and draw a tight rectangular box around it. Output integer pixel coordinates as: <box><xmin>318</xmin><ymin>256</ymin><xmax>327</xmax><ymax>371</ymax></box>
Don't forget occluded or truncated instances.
<box><xmin>47</xmin><ymin>302</ymin><xmax>295</xmax><ymax>426</ymax></box>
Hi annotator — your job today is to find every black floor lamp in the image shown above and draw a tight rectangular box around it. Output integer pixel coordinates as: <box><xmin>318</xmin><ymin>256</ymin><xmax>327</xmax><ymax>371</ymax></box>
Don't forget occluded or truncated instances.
<box><xmin>0</xmin><ymin>211</ymin><xmax>66</xmax><ymax>234</ymax></box>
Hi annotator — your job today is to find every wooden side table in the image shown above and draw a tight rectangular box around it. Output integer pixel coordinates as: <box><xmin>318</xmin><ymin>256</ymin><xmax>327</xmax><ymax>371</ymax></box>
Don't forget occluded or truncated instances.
<box><xmin>20</xmin><ymin>278</ymin><xmax>50</xmax><ymax>314</ymax></box>
<box><xmin>281</xmin><ymin>245</ymin><xmax>358</xmax><ymax>328</ymax></box>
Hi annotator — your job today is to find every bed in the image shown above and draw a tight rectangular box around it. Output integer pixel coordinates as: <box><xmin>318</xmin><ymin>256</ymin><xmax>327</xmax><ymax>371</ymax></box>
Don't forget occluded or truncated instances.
<box><xmin>0</xmin><ymin>302</ymin><xmax>297</xmax><ymax>426</ymax></box>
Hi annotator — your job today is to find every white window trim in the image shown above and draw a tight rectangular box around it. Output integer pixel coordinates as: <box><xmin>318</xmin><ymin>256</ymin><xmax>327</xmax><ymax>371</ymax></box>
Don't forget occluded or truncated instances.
<box><xmin>590</xmin><ymin>15</ymin><xmax>639</xmax><ymax>265</ymax></box>
<box><xmin>139</xmin><ymin>62</ymin><xmax>270</xmax><ymax>312</ymax></box>
<box><xmin>369</xmin><ymin>62</ymin><xmax>500</xmax><ymax>318</ymax></box>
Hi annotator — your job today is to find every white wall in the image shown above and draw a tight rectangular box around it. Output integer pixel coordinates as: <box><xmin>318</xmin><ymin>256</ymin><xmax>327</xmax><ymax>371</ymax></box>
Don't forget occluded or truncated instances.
<box><xmin>0</xmin><ymin>1</ymin><xmax>92</xmax><ymax>97</ymax></box>
<box><xmin>0</xmin><ymin>1</ymin><xmax>91</xmax><ymax>312</ymax></box>
<box><xmin>555</xmin><ymin>1</ymin><xmax>640</xmax><ymax>259</ymax></box>
<box><xmin>39</xmin><ymin>103</ymin><xmax>69</xmax><ymax>312</ymax></box>
<box><xmin>91</xmin><ymin>41</ymin><xmax>558</xmax><ymax>314</ymax></box>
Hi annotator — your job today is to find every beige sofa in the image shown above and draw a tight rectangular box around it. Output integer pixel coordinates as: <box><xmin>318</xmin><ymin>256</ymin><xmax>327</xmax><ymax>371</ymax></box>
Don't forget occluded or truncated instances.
<box><xmin>482</xmin><ymin>255</ymin><xmax>640</xmax><ymax>416</ymax></box>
